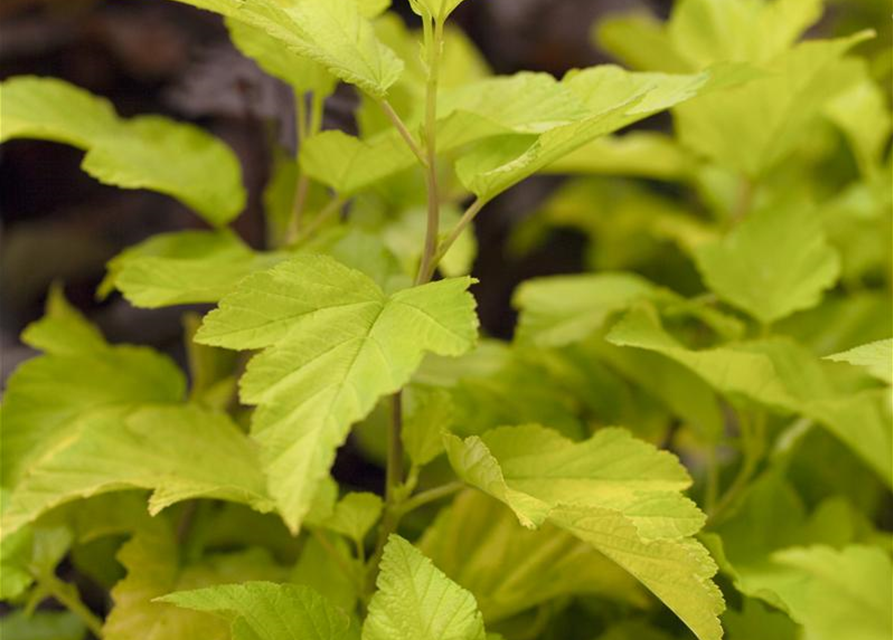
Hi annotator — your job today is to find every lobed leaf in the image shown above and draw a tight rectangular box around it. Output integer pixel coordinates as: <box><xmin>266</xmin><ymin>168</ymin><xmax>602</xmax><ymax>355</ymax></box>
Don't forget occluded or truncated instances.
<box><xmin>363</xmin><ymin>535</ymin><xmax>487</xmax><ymax>640</ymax></box>
<box><xmin>445</xmin><ymin>425</ymin><xmax>723</xmax><ymax>640</ymax></box>
<box><xmin>196</xmin><ymin>254</ymin><xmax>478</xmax><ymax>531</ymax></box>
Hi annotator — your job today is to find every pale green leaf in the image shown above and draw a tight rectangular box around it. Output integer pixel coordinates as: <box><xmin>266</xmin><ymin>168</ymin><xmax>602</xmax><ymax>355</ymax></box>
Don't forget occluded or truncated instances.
<box><xmin>322</xmin><ymin>492</ymin><xmax>383</xmax><ymax>542</ymax></box>
<box><xmin>407</xmin><ymin>0</ymin><xmax>467</xmax><ymax>21</ymax></box>
<box><xmin>419</xmin><ymin>490</ymin><xmax>647</xmax><ymax>622</ymax></box>
<box><xmin>0</xmin><ymin>611</ymin><xmax>86</xmax><ymax>640</ymax></box>
<box><xmin>100</xmin><ymin>230</ymin><xmax>284</xmax><ymax>308</ymax></box>
<box><xmin>172</xmin><ymin>0</ymin><xmax>403</xmax><ymax>97</ymax></box>
<box><xmin>824</xmin><ymin>72</ymin><xmax>892</xmax><ymax>175</ymax></box>
<box><xmin>675</xmin><ymin>33</ymin><xmax>873</xmax><ymax>177</ymax></box>
<box><xmin>667</xmin><ymin>0</ymin><xmax>823</xmax><ymax>67</ymax></box>
<box><xmin>723</xmin><ymin>599</ymin><xmax>799</xmax><ymax>640</ymax></box>
<box><xmin>20</xmin><ymin>284</ymin><xmax>105</xmax><ymax>356</ymax></box>
<box><xmin>607</xmin><ymin>306</ymin><xmax>893</xmax><ymax>484</ymax></box>
<box><xmin>196</xmin><ymin>254</ymin><xmax>478</xmax><ymax>531</ymax></box>
<box><xmin>512</xmin><ymin>272</ymin><xmax>658</xmax><ymax>347</ymax></box>
<box><xmin>104</xmin><ymin>516</ymin><xmax>286</xmax><ymax>640</ymax></box>
<box><xmin>595</xmin><ymin>12</ymin><xmax>691</xmax><ymax>73</ymax></box>
<box><xmin>2</xmin><ymin>405</ymin><xmax>274</xmax><ymax>535</ymax></box>
<box><xmin>541</xmin><ymin>132</ymin><xmax>692</xmax><ymax>180</ymax></box>
<box><xmin>227</xmin><ymin>18</ymin><xmax>336</xmax><ymax>96</ymax></box>
<box><xmin>694</xmin><ymin>203</ymin><xmax>841</xmax><ymax>324</ymax></box>
<box><xmin>1</xmin><ymin>316</ymin><xmax>185</xmax><ymax>490</ymax></box>
<box><xmin>291</xmin><ymin>535</ymin><xmax>358</xmax><ymax>612</ymax></box>
<box><xmin>159</xmin><ymin>582</ymin><xmax>359</xmax><ymax>640</ymax></box>
<box><xmin>445</xmin><ymin>425</ymin><xmax>723</xmax><ymax>640</ymax></box>
<box><xmin>381</xmin><ymin>205</ymin><xmax>477</xmax><ymax>278</ymax></box>
<box><xmin>456</xmin><ymin>64</ymin><xmax>746</xmax><ymax>202</ymax></box>
<box><xmin>764</xmin><ymin>545</ymin><xmax>891</xmax><ymax>640</ymax></box>
<box><xmin>402</xmin><ymin>385</ymin><xmax>453</xmax><ymax>467</ymax></box>
<box><xmin>363</xmin><ymin>535</ymin><xmax>487</xmax><ymax>640</ymax></box>
<box><xmin>0</xmin><ymin>76</ymin><xmax>245</xmax><ymax>226</ymax></box>
<box><xmin>824</xmin><ymin>339</ymin><xmax>892</xmax><ymax>384</ymax></box>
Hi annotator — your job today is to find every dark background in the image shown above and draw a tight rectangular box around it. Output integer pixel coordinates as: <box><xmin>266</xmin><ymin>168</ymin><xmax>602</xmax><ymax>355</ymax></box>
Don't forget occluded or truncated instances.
<box><xmin>0</xmin><ymin>0</ymin><xmax>883</xmax><ymax>382</ymax></box>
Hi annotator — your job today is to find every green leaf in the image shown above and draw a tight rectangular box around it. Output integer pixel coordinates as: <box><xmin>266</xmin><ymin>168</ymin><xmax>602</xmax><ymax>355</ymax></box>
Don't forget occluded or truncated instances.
<box><xmin>419</xmin><ymin>490</ymin><xmax>647</xmax><ymax>622</ymax></box>
<box><xmin>100</xmin><ymin>230</ymin><xmax>284</xmax><ymax>308</ymax></box>
<box><xmin>363</xmin><ymin>535</ymin><xmax>487</xmax><ymax>640</ymax></box>
<box><xmin>2</xmin><ymin>405</ymin><xmax>274</xmax><ymax>535</ymax></box>
<box><xmin>445</xmin><ymin>425</ymin><xmax>723</xmax><ymax>640</ymax></box>
<box><xmin>607</xmin><ymin>306</ymin><xmax>893</xmax><ymax>484</ymax></box>
<box><xmin>824</xmin><ymin>70</ymin><xmax>891</xmax><ymax>176</ymax></box>
<box><xmin>322</xmin><ymin>492</ymin><xmax>383</xmax><ymax>542</ymax></box>
<box><xmin>20</xmin><ymin>284</ymin><xmax>106</xmax><ymax>356</ymax></box>
<box><xmin>541</xmin><ymin>132</ymin><xmax>692</xmax><ymax>180</ymax></box>
<box><xmin>1</xmin><ymin>300</ymin><xmax>186</xmax><ymax>489</ymax></box>
<box><xmin>196</xmin><ymin>254</ymin><xmax>478</xmax><ymax>531</ymax></box>
<box><xmin>766</xmin><ymin>545</ymin><xmax>891</xmax><ymax>640</ymax></box>
<box><xmin>159</xmin><ymin>582</ymin><xmax>359</xmax><ymax>640</ymax></box>
<box><xmin>227</xmin><ymin>18</ymin><xmax>336</xmax><ymax>96</ymax></box>
<box><xmin>105</xmin><ymin>516</ymin><xmax>286</xmax><ymax>640</ymax></box>
<box><xmin>172</xmin><ymin>0</ymin><xmax>403</xmax><ymax>97</ymax></box>
<box><xmin>402</xmin><ymin>386</ymin><xmax>453</xmax><ymax>467</ymax></box>
<box><xmin>667</xmin><ymin>0</ymin><xmax>823</xmax><ymax>67</ymax></box>
<box><xmin>824</xmin><ymin>339</ymin><xmax>892</xmax><ymax>384</ymax></box>
<box><xmin>291</xmin><ymin>535</ymin><xmax>358</xmax><ymax>613</ymax></box>
<box><xmin>723</xmin><ymin>599</ymin><xmax>799</xmax><ymax>640</ymax></box>
<box><xmin>0</xmin><ymin>76</ymin><xmax>245</xmax><ymax>226</ymax></box>
<box><xmin>595</xmin><ymin>12</ymin><xmax>692</xmax><ymax>73</ymax></box>
<box><xmin>456</xmin><ymin>63</ymin><xmax>748</xmax><ymax>202</ymax></box>
<box><xmin>694</xmin><ymin>203</ymin><xmax>841</xmax><ymax>325</ymax></box>
<box><xmin>512</xmin><ymin>272</ymin><xmax>658</xmax><ymax>347</ymax></box>
<box><xmin>1</xmin><ymin>295</ymin><xmax>273</xmax><ymax>533</ymax></box>
<box><xmin>675</xmin><ymin>32</ymin><xmax>873</xmax><ymax>177</ymax></box>
<box><xmin>0</xmin><ymin>610</ymin><xmax>86</xmax><ymax>640</ymax></box>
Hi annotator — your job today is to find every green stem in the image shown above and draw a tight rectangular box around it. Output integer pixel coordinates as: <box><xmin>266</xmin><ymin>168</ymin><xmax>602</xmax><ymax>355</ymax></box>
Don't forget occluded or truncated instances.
<box><xmin>289</xmin><ymin>195</ymin><xmax>345</xmax><ymax>246</ymax></box>
<box><xmin>310</xmin><ymin>528</ymin><xmax>362</xmax><ymax>591</ymax></box>
<box><xmin>708</xmin><ymin>410</ymin><xmax>766</xmax><ymax>523</ymax></box>
<box><xmin>416</xmin><ymin>17</ymin><xmax>444</xmax><ymax>286</ymax></box>
<box><xmin>397</xmin><ymin>481</ymin><xmax>463</xmax><ymax>515</ymax></box>
<box><xmin>385</xmin><ymin>393</ymin><xmax>404</xmax><ymax>505</ymax></box>
<box><xmin>378</xmin><ymin>99</ymin><xmax>427</xmax><ymax>168</ymax></box>
<box><xmin>421</xmin><ymin>197</ymin><xmax>485</xmax><ymax>282</ymax></box>
<box><xmin>38</xmin><ymin>572</ymin><xmax>104</xmax><ymax>638</ymax></box>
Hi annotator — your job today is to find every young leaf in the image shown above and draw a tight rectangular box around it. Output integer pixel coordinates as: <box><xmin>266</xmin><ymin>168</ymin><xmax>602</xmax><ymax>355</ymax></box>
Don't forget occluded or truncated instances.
<box><xmin>445</xmin><ymin>426</ymin><xmax>724</xmax><ymax>640</ymax></box>
<box><xmin>419</xmin><ymin>490</ymin><xmax>647</xmax><ymax>622</ymax></box>
<box><xmin>171</xmin><ymin>0</ymin><xmax>403</xmax><ymax>97</ymax></box>
<box><xmin>694</xmin><ymin>203</ymin><xmax>841</xmax><ymax>325</ymax></box>
<box><xmin>322</xmin><ymin>492</ymin><xmax>384</xmax><ymax>543</ymax></box>
<box><xmin>512</xmin><ymin>272</ymin><xmax>658</xmax><ymax>347</ymax></box>
<box><xmin>363</xmin><ymin>535</ymin><xmax>487</xmax><ymax>640</ymax></box>
<box><xmin>196</xmin><ymin>254</ymin><xmax>478</xmax><ymax>531</ymax></box>
<box><xmin>0</xmin><ymin>76</ymin><xmax>245</xmax><ymax>226</ymax></box>
<box><xmin>401</xmin><ymin>386</ymin><xmax>454</xmax><ymax>467</ymax></box>
<box><xmin>824</xmin><ymin>339</ymin><xmax>893</xmax><ymax>385</ymax></box>
<box><xmin>456</xmin><ymin>64</ymin><xmax>748</xmax><ymax>203</ymax></box>
<box><xmin>159</xmin><ymin>582</ymin><xmax>359</xmax><ymax>640</ymax></box>
<box><xmin>407</xmin><ymin>0</ymin><xmax>467</xmax><ymax>21</ymax></box>
<box><xmin>21</xmin><ymin>284</ymin><xmax>106</xmax><ymax>356</ymax></box>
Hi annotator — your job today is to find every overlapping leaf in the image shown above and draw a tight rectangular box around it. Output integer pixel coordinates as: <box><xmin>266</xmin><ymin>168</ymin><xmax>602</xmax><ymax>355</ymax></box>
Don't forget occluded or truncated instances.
<box><xmin>445</xmin><ymin>425</ymin><xmax>724</xmax><ymax>640</ymax></box>
<box><xmin>419</xmin><ymin>490</ymin><xmax>647</xmax><ymax>622</ymax></box>
<box><xmin>105</xmin><ymin>516</ymin><xmax>286</xmax><ymax>640</ymax></box>
<box><xmin>196</xmin><ymin>254</ymin><xmax>478</xmax><ymax>531</ymax></box>
<box><xmin>694</xmin><ymin>203</ymin><xmax>841</xmax><ymax>325</ymax></box>
<box><xmin>607</xmin><ymin>306</ymin><xmax>893</xmax><ymax>484</ymax></box>
<box><xmin>363</xmin><ymin>535</ymin><xmax>487</xmax><ymax>640</ymax></box>
<box><xmin>159</xmin><ymin>582</ymin><xmax>358</xmax><ymax>640</ymax></box>
<box><xmin>0</xmin><ymin>76</ymin><xmax>245</xmax><ymax>226</ymax></box>
<box><xmin>675</xmin><ymin>33</ymin><xmax>873</xmax><ymax>177</ymax></box>
<box><xmin>171</xmin><ymin>0</ymin><xmax>402</xmax><ymax>97</ymax></box>
<box><xmin>824</xmin><ymin>339</ymin><xmax>892</xmax><ymax>385</ymax></box>
<box><xmin>0</xmin><ymin>292</ymin><xmax>272</xmax><ymax>535</ymax></box>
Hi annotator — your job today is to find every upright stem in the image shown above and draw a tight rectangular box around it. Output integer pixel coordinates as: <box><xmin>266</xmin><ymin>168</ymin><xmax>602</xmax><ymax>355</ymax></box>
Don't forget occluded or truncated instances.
<box><xmin>385</xmin><ymin>393</ymin><xmax>404</xmax><ymax>504</ymax></box>
<box><xmin>379</xmin><ymin>99</ymin><xmax>427</xmax><ymax>167</ymax></box>
<box><xmin>286</xmin><ymin>90</ymin><xmax>312</xmax><ymax>244</ymax></box>
<box><xmin>416</xmin><ymin>17</ymin><xmax>444</xmax><ymax>286</ymax></box>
